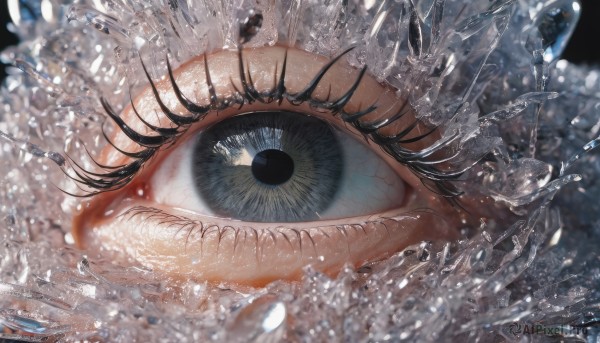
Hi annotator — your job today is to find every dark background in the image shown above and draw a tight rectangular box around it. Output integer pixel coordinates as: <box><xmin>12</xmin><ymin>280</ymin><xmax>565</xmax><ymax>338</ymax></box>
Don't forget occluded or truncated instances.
<box><xmin>1</xmin><ymin>1</ymin><xmax>19</xmax><ymax>79</ymax></box>
<box><xmin>1</xmin><ymin>1</ymin><xmax>600</xmax><ymax>80</ymax></box>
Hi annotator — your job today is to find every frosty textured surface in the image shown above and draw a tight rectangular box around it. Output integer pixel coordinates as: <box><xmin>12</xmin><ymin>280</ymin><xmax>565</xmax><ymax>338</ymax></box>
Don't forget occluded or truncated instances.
<box><xmin>0</xmin><ymin>0</ymin><xmax>598</xmax><ymax>341</ymax></box>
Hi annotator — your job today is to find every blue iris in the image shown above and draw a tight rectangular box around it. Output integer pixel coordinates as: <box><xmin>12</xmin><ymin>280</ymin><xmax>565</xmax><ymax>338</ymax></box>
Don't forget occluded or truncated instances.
<box><xmin>192</xmin><ymin>111</ymin><xmax>344</xmax><ymax>222</ymax></box>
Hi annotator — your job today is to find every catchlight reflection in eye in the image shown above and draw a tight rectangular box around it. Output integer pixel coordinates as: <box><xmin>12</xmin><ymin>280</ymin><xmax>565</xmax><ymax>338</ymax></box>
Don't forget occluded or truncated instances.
<box><xmin>72</xmin><ymin>46</ymin><xmax>458</xmax><ymax>286</ymax></box>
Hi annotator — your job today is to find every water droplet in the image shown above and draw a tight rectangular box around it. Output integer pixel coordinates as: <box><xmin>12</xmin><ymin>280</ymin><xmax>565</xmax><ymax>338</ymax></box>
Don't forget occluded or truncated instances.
<box><xmin>40</xmin><ymin>0</ymin><xmax>56</xmax><ymax>23</ymax></box>
<box><xmin>77</xmin><ymin>258</ymin><xmax>90</xmax><ymax>275</ymax></box>
<box><xmin>8</xmin><ymin>0</ymin><xmax>42</xmax><ymax>27</ymax></box>
<box><xmin>262</xmin><ymin>302</ymin><xmax>286</xmax><ymax>333</ymax></box>
<box><xmin>418</xmin><ymin>249</ymin><xmax>430</xmax><ymax>262</ymax></box>
<box><xmin>227</xmin><ymin>296</ymin><xmax>286</xmax><ymax>342</ymax></box>
<box><xmin>67</xmin><ymin>6</ymin><xmax>131</xmax><ymax>42</ymax></box>
<box><xmin>238</xmin><ymin>9</ymin><xmax>263</xmax><ymax>44</ymax></box>
<box><xmin>64</xmin><ymin>232</ymin><xmax>74</xmax><ymax>245</ymax></box>
<box><xmin>525</xmin><ymin>0</ymin><xmax>581</xmax><ymax>63</ymax></box>
<box><xmin>417</xmin><ymin>242</ymin><xmax>431</xmax><ymax>262</ymax></box>
<box><xmin>482</xmin><ymin>231</ymin><xmax>492</xmax><ymax>243</ymax></box>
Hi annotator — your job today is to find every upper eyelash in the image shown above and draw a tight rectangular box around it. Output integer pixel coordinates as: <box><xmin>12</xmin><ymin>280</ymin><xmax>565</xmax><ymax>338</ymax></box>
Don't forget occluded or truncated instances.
<box><xmin>65</xmin><ymin>46</ymin><xmax>465</xmax><ymax>198</ymax></box>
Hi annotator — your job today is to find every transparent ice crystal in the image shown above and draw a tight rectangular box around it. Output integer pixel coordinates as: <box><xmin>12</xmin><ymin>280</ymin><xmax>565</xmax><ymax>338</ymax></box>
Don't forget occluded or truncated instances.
<box><xmin>0</xmin><ymin>0</ymin><xmax>598</xmax><ymax>342</ymax></box>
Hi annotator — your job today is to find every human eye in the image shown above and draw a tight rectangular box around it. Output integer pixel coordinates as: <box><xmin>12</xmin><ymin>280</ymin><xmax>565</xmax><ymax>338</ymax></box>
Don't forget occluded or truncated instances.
<box><xmin>70</xmin><ymin>46</ymin><xmax>461</xmax><ymax>286</ymax></box>
<box><xmin>8</xmin><ymin>0</ymin><xmax>600</xmax><ymax>341</ymax></box>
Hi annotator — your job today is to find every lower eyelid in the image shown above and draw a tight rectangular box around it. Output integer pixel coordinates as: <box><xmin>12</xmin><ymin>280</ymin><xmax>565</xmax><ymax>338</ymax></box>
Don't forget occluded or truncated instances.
<box><xmin>80</xmin><ymin>203</ymin><xmax>457</xmax><ymax>286</ymax></box>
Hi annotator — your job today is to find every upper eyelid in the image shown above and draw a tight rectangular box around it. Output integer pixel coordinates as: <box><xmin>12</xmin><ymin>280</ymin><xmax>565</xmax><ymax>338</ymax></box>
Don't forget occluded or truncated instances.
<box><xmin>64</xmin><ymin>46</ymin><xmax>460</xmax><ymax>198</ymax></box>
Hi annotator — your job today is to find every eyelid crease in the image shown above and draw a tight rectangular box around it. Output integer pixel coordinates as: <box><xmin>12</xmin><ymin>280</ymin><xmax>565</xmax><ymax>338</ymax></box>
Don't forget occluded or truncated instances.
<box><xmin>67</xmin><ymin>45</ymin><xmax>461</xmax><ymax>198</ymax></box>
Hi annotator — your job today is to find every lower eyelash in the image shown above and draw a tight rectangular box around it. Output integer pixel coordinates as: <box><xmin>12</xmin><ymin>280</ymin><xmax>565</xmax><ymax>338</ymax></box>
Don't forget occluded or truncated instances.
<box><xmin>66</xmin><ymin>46</ymin><xmax>465</xmax><ymax>199</ymax></box>
<box><xmin>117</xmin><ymin>206</ymin><xmax>447</xmax><ymax>264</ymax></box>
<box><xmin>119</xmin><ymin>206</ymin><xmax>322</xmax><ymax>260</ymax></box>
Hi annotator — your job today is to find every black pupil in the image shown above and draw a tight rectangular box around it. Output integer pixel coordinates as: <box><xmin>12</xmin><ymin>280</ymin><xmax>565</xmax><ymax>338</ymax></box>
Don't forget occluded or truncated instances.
<box><xmin>251</xmin><ymin>149</ymin><xmax>294</xmax><ymax>185</ymax></box>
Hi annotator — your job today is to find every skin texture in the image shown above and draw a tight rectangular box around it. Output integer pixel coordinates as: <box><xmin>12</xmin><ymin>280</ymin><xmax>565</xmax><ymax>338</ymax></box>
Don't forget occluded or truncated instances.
<box><xmin>72</xmin><ymin>46</ymin><xmax>465</xmax><ymax>286</ymax></box>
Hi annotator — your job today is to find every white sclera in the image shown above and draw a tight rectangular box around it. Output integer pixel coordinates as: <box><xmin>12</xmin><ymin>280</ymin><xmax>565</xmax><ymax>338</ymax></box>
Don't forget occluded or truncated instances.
<box><xmin>151</xmin><ymin>124</ymin><xmax>405</xmax><ymax>222</ymax></box>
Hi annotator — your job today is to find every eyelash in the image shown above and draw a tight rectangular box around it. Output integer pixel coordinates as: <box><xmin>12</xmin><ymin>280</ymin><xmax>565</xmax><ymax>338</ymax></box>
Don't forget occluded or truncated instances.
<box><xmin>64</xmin><ymin>46</ymin><xmax>464</xmax><ymax>198</ymax></box>
<box><xmin>119</xmin><ymin>205</ymin><xmax>325</xmax><ymax>256</ymax></box>
<box><xmin>118</xmin><ymin>205</ymin><xmax>438</xmax><ymax>257</ymax></box>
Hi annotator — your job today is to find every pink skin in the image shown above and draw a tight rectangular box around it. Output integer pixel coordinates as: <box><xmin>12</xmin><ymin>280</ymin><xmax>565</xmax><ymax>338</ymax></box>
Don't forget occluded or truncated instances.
<box><xmin>73</xmin><ymin>46</ymin><xmax>462</xmax><ymax>287</ymax></box>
